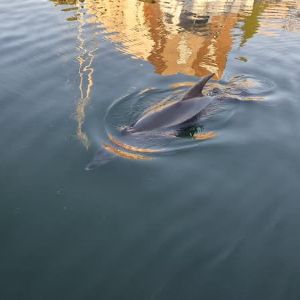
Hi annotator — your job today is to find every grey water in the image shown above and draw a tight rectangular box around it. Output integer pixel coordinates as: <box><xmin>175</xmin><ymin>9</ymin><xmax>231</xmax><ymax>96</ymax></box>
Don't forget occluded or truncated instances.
<box><xmin>1</xmin><ymin>0</ymin><xmax>300</xmax><ymax>299</ymax></box>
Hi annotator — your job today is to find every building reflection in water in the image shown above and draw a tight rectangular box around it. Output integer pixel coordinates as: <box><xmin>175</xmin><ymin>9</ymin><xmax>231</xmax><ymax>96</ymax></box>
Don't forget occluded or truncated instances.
<box><xmin>84</xmin><ymin>0</ymin><xmax>255</xmax><ymax>79</ymax></box>
<box><xmin>52</xmin><ymin>0</ymin><xmax>97</xmax><ymax>147</ymax></box>
<box><xmin>76</xmin><ymin>7</ymin><xmax>96</xmax><ymax>148</ymax></box>
<box><xmin>51</xmin><ymin>0</ymin><xmax>300</xmax><ymax>146</ymax></box>
<box><xmin>52</xmin><ymin>0</ymin><xmax>300</xmax><ymax>79</ymax></box>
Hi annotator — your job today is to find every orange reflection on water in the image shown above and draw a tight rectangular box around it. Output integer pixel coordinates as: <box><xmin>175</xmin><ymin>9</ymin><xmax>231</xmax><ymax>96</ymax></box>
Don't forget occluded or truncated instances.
<box><xmin>257</xmin><ymin>1</ymin><xmax>300</xmax><ymax>35</ymax></box>
<box><xmin>76</xmin><ymin>13</ymin><xmax>96</xmax><ymax>148</ymax></box>
<box><xmin>102</xmin><ymin>143</ymin><xmax>152</xmax><ymax>160</ymax></box>
<box><xmin>52</xmin><ymin>0</ymin><xmax>300</xmax><ymax>80</ymax></box>
<box><xmin>53</xmin><ymin>0</ymin><xmax>97</xmax><ymax>148</ymax></box>
<box><xmin>108</xmin><ymin>133</ymin><xmax>164</xmax><ymax>153</ymax></box>
<box><xmin>84</xmin><ymin>0</ymin><xmax>255</xmax><ymax>79</ymax></box>
<box><xmin>51</xmin><ymin>0</ymin><xmax>300</xmax><ymax>149</ymax></box>
<box><xmin>193</xmin><ymin>131</ymin><xmax>217</xmax><ymax>140</ymax></box>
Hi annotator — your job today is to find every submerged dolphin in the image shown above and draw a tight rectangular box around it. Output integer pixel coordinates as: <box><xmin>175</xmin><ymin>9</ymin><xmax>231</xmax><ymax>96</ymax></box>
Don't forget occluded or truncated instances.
<box><xmin>86</xmin><ymin>73</ymin><xmax>220</xmax><ymax>169</ymax></box>
<box><xmin>123</xmin><ymin>73</ymin><xmax>216</xmax><ymax>135</ymax></box>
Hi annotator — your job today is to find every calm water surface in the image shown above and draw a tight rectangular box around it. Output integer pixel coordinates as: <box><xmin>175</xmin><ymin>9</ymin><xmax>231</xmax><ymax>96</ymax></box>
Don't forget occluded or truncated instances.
<box><xmin>1</xmin><ymin>0</ymin><xmax>300</xmax><ymax>299</ymax></box>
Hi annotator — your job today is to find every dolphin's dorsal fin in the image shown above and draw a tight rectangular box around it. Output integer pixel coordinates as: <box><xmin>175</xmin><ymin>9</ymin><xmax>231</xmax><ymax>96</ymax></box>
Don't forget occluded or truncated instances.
<box><xmin>181</xmin><ymin>73</ymin><xmax>214</xmax><ymax>101</ymax></box>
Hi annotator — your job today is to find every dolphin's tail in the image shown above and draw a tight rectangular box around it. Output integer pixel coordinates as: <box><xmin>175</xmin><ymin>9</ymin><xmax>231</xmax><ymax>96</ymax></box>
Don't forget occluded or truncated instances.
<box><xmin>181</xmin><ymin>73</ymin><xmax>215</xmax><ymax>100</ymax></box>
<box><xmin>85</xmin><ymin>145</ymin><xmax>116</xmax><ymax>170</ymax></box>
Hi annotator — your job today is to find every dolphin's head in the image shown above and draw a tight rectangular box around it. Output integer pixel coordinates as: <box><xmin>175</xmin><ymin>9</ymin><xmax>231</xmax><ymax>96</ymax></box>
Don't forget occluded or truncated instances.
<box><xmin>119</xmin><ymin>125</ymin><xmax>136</xmax><ymax>135</ymax></box>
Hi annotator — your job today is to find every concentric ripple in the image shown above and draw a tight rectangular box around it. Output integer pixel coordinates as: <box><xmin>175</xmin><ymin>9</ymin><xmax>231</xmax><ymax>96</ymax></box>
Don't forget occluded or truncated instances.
<box><xmin>87</xmin><ymin>75</ymin><xmax>274</xmax><ymax>168</ymax></box>
<box><xmin>227</xmin><ymin>74</ymin><xmax>276</xmax><ymax>96</ymax></box>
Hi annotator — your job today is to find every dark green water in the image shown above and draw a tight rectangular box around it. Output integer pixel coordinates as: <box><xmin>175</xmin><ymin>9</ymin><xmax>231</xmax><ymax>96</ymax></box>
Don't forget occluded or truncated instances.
<box><xmin>1</xmin><ymin>0</ymin><xmax>300</xmax><ymax>299</ymax></box>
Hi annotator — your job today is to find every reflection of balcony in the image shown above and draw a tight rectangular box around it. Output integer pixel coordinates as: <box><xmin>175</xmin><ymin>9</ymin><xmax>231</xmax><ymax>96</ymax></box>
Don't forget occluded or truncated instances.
<box><xmin>178</xmin><ymin>12</ymin><xmax>210</xmax><ymax>31</ymax></box>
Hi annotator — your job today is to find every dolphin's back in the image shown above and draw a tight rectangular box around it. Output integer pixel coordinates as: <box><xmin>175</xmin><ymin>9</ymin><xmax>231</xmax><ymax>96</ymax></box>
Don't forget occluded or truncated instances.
<box><xmin>131</xmin><ymin>96</ymin><xmax>214</xmax><ymax>132</ymax></box>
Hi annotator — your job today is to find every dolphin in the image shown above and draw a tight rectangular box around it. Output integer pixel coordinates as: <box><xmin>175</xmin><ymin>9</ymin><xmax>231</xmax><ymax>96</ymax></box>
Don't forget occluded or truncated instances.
<box><xmin>86</xmin><ymin>73</ymin><xmax>266</xmax><ymax>168</ymax></box>
<box><xmin>86</xmin><ymin>73</ymin><xmax>218</xmax><ymax>169</ymax></box>
<box><xmin>123</xmin><ymin>73</ymin><xmax>215</xmax><ymax>135</ymax></box>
